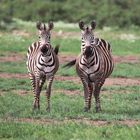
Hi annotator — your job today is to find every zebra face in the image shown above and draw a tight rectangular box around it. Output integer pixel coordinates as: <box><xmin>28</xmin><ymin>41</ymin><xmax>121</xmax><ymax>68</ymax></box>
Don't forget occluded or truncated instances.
<box><xmin>79</xmin><ymin>20</ymin><xmax>96</xmax><ymax>56</ymax></box>
<box><xmin>81</xmin><ymin>29</ymin><xmax>94</xmax><ymax>48</ymax></box>
<box><xmin>36</xmin><ymin>21</ymin><xmax>54</xmax><ymax>46</ymax></box>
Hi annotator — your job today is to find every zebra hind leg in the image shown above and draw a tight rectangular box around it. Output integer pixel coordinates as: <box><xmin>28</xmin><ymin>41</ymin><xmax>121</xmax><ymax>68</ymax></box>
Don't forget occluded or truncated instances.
<box><xmin>46</xmin><ymin>76</ymin><xmax>54</xmax><ymax>112</ymax></box>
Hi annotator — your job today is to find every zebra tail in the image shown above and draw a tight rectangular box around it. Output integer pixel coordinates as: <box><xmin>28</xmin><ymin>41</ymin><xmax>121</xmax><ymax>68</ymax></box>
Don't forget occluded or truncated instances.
<box><xmin>63</xmin><ymin>59</ymin><xmax>76</xmax><ymax>68</ymax></box>
<box><xmin>54</xmin><ymin>45</ymin><xmax>59</xmax><ymax>55</ymax></box>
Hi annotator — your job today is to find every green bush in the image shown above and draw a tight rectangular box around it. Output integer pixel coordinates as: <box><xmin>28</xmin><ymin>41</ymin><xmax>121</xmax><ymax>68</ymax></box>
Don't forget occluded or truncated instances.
<box><xmin>0</xmin><ymin>0</ymin><xmax>140</xmax><ymax>28</ymax></box>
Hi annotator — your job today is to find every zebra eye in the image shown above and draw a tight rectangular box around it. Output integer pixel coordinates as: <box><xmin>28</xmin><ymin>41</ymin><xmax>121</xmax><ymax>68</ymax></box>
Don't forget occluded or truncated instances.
<box><xmin>39</xmin><ymin>36</ymin><xmax>41</xmax><ymax>39</ymax></box>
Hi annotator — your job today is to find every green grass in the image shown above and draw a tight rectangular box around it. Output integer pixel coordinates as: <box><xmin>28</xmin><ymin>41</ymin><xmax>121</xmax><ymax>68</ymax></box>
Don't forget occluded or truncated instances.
<box><xmin>0</xmin><ymin>78</ymin><xmax>30</xmax><ymax>91</ymax></box>
<box><xmin>0</xmin><ymin>85</ymin><xmax>140</xmax><ymax>120</ymax></box>
<box><xmin>0</xmin><ymin>61</ymin><xmax>27</xmax><ymax>74</ymax></box>
<box><xmin>57</xmin><ymin>66</ymin><xmax>76</xmax><ymax>76</ymax></box>
<box><xmin>0</xmin><ymin>122</ymin><xmax>140</xmax><ymax>140</ymax></box>
<box><xmin>1</xmin><ymin>25</ymin><xmax>140</xmax><ymax>56</ymax></box>
<box><xmin>112</xmin><ymin>62</ymin><xmax>140</xmax><ymax>78</ymax></box>
<box><xmin>111</xmin><ymin>40</ymin><xmax>140</xmax><ymax>56</ymax></box>
<box><xmin>53</xmin><ymin>80</ymin><xmax>81</xmax><ymax>91</ymax></box>
<box><xmin>0</xmin><ymin>20</ymin><xmax>140</xmax><ymax>139</ymax></box>
<box><xmin>1</xmin><ymin>61</ymin><xmax>140</xmax><ymax>78</ymax></box>
<box><xmin>0</xmin><ymin>33</ymin><xmax>31</xmax><ymax>54</ymax></box>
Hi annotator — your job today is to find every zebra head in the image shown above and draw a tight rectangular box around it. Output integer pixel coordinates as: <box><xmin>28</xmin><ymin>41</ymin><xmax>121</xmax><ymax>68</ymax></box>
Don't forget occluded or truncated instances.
<box><xmin>79</xmin><ymin>20</ymin><xmax>96</xmax><ymax>58</ymax></box>
<box><xmin>36</xmin><ymin>21</ymin><xmax>53</xmax><ymax>47</ymax></box>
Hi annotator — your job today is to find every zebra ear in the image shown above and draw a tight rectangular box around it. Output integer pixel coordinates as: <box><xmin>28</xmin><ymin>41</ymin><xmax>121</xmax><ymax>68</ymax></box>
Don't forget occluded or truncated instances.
<box><xmin>91</xmin><ymin>20</ymin><xmax>96</xmax><ymax>30</ymax></box>
<box><xmin>48</xmin><ymin>21</ymin><xmax>54</xmax><ymax>31</ymax></box>
<box><xmin>36</xmin><ymin>21</ymin><xmax>42</xmax><ymax>30</ymax></box>
<box><xmin>79</xmin><ymin>21</ymin><xmax>85</xmax><ymax>31</ymax></box>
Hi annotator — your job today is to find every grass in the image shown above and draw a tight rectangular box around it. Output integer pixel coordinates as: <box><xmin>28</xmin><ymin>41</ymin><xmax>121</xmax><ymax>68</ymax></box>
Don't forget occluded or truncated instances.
<box><xmin>0</xmin><ymin>20</ymin><xmax>140</xmax><ymax>140</ymax></box>
<box><xmin>0</xmin><ymin>121</ymin><xmax>140</xmax><ymax>140</ymax></box>
<box><xmin>111</xmin><ymin>40</ymin><xmax>140</xmax><ymax>56</ymax></box>
<box><xmin>0</xmin><ymin>78</ymin><xmax>30</xmax><ymax>91</ymax></box>
<box><xmin>112</xmin><ymin>62</ymin><xmax>140</xmax><ymax>78</ymax></box>
<box><xmin>0</xmin><ymin>25</ymin><xmax>140</xmax><ymax>56</ymax></box>
<box><xmin>0</xmin><ymin>85</ymin><xmax>140</xmax><ymax>120</ymax></box>
<box><xmin>1</xmin><ymin>61</ymin><xmax>140</xmax><ymax>78</ymax></box>
<box><xmin>0</xmin><ymin>61</ymin><xmax>27</xmax><ymax>74</ymax></box>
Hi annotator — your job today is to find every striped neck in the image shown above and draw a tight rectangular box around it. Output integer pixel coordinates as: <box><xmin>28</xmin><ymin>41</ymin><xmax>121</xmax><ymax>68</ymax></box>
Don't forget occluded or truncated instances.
<box><xmin>81</xmin><ymin>46</ymin><xmax>98</xmax><ymax>65</ymax></box>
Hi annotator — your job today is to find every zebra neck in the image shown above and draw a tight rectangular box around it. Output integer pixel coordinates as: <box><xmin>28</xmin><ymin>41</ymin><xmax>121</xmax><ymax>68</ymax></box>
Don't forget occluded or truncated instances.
<box><xmin>40</xmin><ymin>52</ymin><xmax>53</xmax><ymax>63</ymax></box>
<box><xmin>81</xmin><ymin>47</ymin><xmax>98</xmax><ymax>65</ymax></box>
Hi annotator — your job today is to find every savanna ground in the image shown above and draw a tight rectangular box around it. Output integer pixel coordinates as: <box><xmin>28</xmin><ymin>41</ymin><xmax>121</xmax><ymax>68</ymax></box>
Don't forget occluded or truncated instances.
<box><xmin>0</xmin><ymin>19</ymin><xmax>140</xmax><ymax>140</ymax></box>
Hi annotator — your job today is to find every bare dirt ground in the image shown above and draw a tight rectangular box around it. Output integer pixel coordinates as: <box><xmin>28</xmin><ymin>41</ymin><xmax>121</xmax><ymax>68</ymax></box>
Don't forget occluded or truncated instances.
<box><xmin>0</xmin><ymin>53</ymin><xmax>140</xmax><ymax>92</ymax></box>
<box><xmin>0</xmin><ymin>51</ymin><xmax>139</xmax><ymax>63</ymax></box>
<box><xmin>59</xmin><ymin>54</ymin><xmax>140</xmax><ymax>64</ymax></box>
<box><xmin>1</xmin><ymin>118</ymin><xmax>140</xmax><ymax>126</ymax></box>
<box><xmin>0</xmin><ymin>53</ymin><xmax>25</xmax><ymax>62</ymax></box>
<box><xmin>1</xmin><ymin>53</ymin><xmax>139</xmax><ymax>86</ymax></box>
<box><xmin>0</xmin><ymin>73</ymin><xmax>140</xmax><ymax>87</ymax></box>
<box><xmin>12</xmin><ymin>30</ymin><xmax>30</xmax><ymax>37</ymax></box>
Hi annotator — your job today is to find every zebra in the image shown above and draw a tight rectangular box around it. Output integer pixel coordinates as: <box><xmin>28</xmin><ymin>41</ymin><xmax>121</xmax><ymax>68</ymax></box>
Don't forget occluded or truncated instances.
<box><xmin>64</xmin><ymin>20</ymin><xmax>114</xmax><ymax>112</ymax></box>
<box><xmin>26</xmin><ymin>21</ymin><xmax>59</xmax><ymax>111</ymax></box>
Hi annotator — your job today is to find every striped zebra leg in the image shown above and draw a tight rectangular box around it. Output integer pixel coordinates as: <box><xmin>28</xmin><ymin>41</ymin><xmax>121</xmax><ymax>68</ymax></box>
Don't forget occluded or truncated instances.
<box><xmin>94</xmin><ymin>82</ymin><xmax>104</xmax><ymax>112</ymax></box>
<box><xmin>29</xmin><ymin>73</ymin><xmax>38</xmax><ymax>109</ymax></box>
<box><xmin>80</xmin><ymin>77</ymin><xmax>90</xmax><ymax>112</ymax></box>
<box><xmin>88</xmin><ymin>83</ymin><xmax>94</xmax><ymax>110</ymax></box>
<box><xmin>46</xmin><ymin>76</ymin><xmax>54</xmax><ymax>112</ymax></box>
<box><xmin>33</xmin><ymin>76</ymin><xmax>46</xmax><ymax>110</ymax></box>
<box><xmin>33</xmin><ymin>78</ymin><xmax>41</xmax><ymax>110</ymax></box>
<box><xmin>39</xmin><ymin>76</ymin><xmax>46</xmax><ymax>93</ymax></box>
<box><xmin>29</xmin><ymin>73</ymin><xmax>36</xmax><ymax>95</ymax></box>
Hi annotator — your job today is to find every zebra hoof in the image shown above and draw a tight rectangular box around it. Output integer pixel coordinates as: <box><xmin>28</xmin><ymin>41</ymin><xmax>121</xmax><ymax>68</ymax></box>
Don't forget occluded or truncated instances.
<box><xmin>84</xmin><ymin>107</ymin><xmax>89</xmax><ymax>112</ymax></box>
<box><xmin>46</xmin><ymin>107</ymin><xmax>50</xmax><ymax>112</ymax></box>
<box><xmin>95</xmin><ymin>107</ymin><xmax>101</xmax><ymax>113</ymax></box>
<box><xmin>33</xmin><ymin>103</ymin><xmax>40</xmax><ymax>110</ymax></box>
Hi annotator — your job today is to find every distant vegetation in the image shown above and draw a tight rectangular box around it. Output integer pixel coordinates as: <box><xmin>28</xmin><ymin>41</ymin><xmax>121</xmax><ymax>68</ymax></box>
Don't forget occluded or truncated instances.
<box><xmin>0</xmin><ymin>0</ymin><xmax>140</xmax><ymax>29</ymax></box>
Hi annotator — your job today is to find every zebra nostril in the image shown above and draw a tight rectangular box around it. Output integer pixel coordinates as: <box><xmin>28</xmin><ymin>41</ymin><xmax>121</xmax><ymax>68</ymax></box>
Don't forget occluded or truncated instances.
<box><xmin>41</xmin><ymin>45</ymin><xmax>48</xmax><ymax>53</ymax></box>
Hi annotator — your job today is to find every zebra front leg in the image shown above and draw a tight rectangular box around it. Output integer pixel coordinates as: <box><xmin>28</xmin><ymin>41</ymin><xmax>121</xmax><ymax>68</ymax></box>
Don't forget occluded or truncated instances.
<box><xmin>29</xmin><ymin>73</ymin><xmax>38</xmax><ymax>110</ymax></box>
<box><xmin>81</xmin><ymin>77</ymin><xmax>90</xmax><ymax>112</ymax></box>
<box><xmin>88</xmin><ymin>83</ymin><xmax>94</xmax><ymax>110</ymax></box>
<box><xmin>46</xmin><ymin>76</ymin><xmax>54</xmax><ymax>112</ymax></box>
<box><xmin>29</xmin><ymin>73</ymin><xmax>36</xmax><ymax>95</ymax></box>
<box><xmin>33</xmin><ymin>78</ymin><xmax>41</xmax><ymax>110</ymax></box>
<box><xmin>94</xmin><ymin>84</ymin><xmax>102</xmax><ymax>112</ymax></box>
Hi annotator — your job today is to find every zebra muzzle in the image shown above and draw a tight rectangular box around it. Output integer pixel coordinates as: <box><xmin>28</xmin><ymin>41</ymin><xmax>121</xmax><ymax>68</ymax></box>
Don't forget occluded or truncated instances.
<box><xmin>40</xmin><ymin>45</ymin><xmax>48</xmax><ymax>53</ymax></box>
<box><xmin>84</xmin><ymin>46</ymin><xmax>92</xmax><ymax>59</ymax></box>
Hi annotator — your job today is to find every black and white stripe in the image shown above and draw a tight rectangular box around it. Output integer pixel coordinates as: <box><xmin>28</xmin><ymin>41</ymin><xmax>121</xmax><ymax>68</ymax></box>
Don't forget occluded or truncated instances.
<box><xmin>26</xmin><ymin>21</ymin><xmax>59</xmax><ymax>111</ymax></box>
<box><xmin>64</xmin><ymin>20</ymin><xmax>114</xmax><ymax>112</ymax></box>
